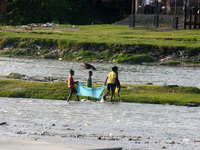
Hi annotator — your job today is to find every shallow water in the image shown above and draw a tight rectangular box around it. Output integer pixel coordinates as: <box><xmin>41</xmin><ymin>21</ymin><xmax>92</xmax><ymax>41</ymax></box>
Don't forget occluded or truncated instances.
<box><xmin>0</xmin><ymin>97</ymin><xmax>200</xmax><ymax>149</ymax></box>
<box><xmin>0</xmin><ymin>56</ymin><xmax>200</xmax><ymax>88</ymax></box>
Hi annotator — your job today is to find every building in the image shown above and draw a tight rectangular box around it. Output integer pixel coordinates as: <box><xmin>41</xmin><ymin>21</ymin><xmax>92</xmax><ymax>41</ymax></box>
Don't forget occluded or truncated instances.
<box><xmin>92</xmin><ymin>0</ymin><xmax>199</xmax><ymax>15</ymax></box>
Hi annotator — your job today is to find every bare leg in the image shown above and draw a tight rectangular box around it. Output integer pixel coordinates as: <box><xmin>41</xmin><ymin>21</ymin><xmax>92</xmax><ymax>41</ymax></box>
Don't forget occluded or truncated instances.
<box><xmin>76</xmin><ymin>95</ymin><xmax>79</xmax><ymax>101</ymax></box>
<box><xmin>111</xmin><ymin>90</ymin><xmax>114</xmax><ymax>102</ymax></box>
<box><xmin>103</xmin><ymin>90</ymin><xmax>110</xmax><ymax>100</ymax></box>
<box><xmin>67</xmin><ymin>93</ymin><xmax>72</xmax><ymax>102</ymax></box>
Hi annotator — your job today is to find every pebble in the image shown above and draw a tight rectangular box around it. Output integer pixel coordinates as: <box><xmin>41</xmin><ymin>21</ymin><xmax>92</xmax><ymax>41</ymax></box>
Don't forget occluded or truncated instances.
<box><xmin>29</xmin><ymin>132</ymin><xmax>37</xmax><ymax>135</ymax></box>
<box><xmin>162</xmin><ymin>146</ymin><xmax>167</xmax><ymax>149</ymax></box>
<box><xmin>85</xmin><ymin>123</ymin><xmax>90</xmax><ymax>126</ymax></box>
<box><xmin>62</xmin><ymin>125</ymin><xmax>68</xmax><ymax>127</ymax></box>
<box><xmin>16</xmin><ymin>131</ymin><xmax>26</xmax><ymax>134</ymax></box>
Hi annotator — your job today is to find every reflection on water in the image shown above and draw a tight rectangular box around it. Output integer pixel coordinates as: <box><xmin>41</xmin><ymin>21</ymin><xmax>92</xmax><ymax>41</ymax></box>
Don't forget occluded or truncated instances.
<box><xmin>0</xmin><ymin>97</ymin><xmax>200</xmax><ymax>149</ymax></box>
<box><xmin>1</xmin><ymin>56</ymin><xmax>200</xmax><ymax>87</ymax></box>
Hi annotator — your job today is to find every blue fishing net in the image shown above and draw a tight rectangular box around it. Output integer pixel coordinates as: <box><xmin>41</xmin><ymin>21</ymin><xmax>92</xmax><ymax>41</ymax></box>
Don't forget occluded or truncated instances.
<box><xmin>77</xmin><ymin>82</ymin><xmax>105</xmax><ymax>99</ymax></box>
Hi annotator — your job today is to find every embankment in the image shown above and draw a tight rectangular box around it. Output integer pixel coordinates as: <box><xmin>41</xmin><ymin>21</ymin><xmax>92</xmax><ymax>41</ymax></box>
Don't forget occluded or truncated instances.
<box><xmin>0</xmin><ymin>25</ymin><xmax>200</xmax><ymax>66</ymax></box>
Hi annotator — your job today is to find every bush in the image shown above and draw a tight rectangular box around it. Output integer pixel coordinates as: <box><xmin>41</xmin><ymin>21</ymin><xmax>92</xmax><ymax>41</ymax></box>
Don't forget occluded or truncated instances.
<box><xmin>111</xmin><ymin>54</ymin><xmax>154</xmax><ymax>64</ymax></box>
<box><xmin>184</xmin><ymin>59</ymin><xmax>193</xmax><ymax>63</ymax></box>
<box><xmin>183</xmin><ymin>59</ymin><xmax>200</xmax><ymax>64</ymax></box>
<box><xmin>43</xmin><ymin>54</ymin><xmax>58</xmax><ymax>59</ymax></box>
<box><xmin>12</xmin><ymin>49</ymin><xmax>23</xmax><ymax>55</ymax></box>
<box><xmin>167</xmin><ymin>61</ymin><xmax>180</xmax><ymax>66</ymax></box>
<box><xmin>75</xmin><ymin>51</ymin><xmax>97</xmax><ymax>60</ymax></box>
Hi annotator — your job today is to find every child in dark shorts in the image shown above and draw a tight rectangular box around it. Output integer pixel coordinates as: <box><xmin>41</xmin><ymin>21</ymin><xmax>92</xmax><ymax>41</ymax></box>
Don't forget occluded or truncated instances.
<box><xmin>67</xmin><ymin>69</ymin><xmax>79</xmax><ymax>102</ymax></box>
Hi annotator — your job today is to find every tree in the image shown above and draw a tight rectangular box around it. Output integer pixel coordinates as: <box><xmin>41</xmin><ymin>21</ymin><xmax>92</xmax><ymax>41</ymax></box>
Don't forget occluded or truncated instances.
<box><xmin>3</xmin><ymin>0</ymin><xmax>91</xmax><ymax>25</ymax></box>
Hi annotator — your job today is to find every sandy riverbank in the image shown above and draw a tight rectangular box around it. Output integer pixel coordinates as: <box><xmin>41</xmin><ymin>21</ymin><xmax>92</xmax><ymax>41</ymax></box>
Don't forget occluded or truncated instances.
<box><xmin>0</xmin><ymin>138</ymin><xmax>122</xmax><ymax>150</ymax></box>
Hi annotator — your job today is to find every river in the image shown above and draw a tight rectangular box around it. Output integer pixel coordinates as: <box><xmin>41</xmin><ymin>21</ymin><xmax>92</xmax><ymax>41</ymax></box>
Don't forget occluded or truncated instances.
<box><xmin>0</xmin><ymin>57</ymin><xmax>200</xmax><ymax>149</ymax></box>
<box><xmin>0</xmin><ymin>56</ymin><xmax>200</xmax><ymax>88</ymax></box>
<box><xmin>0</xmin><ymin>97</ymin><xmax>200</xmax><ymax>149</ymax></box>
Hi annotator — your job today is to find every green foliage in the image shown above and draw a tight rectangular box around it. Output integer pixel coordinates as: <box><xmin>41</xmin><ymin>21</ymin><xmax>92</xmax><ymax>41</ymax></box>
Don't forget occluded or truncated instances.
<box><xmin>43</xmin><ymin>54</ymin><xmax>58</xmax><ymax>59</ymax></box>
<box><xmin>7</xmin><ymin>73</ymin><xmax>24</xmax><ymax>79</ymax></box>
<box><xmin>0</xmin><ymin>51</ymin><xmax>12</xmax><ymax>55</ymax></box>
<box><xmin>184</xmin><ymin>59</ymin><xmax>200</xmax><ymax>64</ymax></box>
<box><xmin>74</xmin><ymin>51</ymin><xmax>97</xmax><ymax>60</ymax></box>
<box><xmin>167</xmin><ymin>61</ymin><xmax>180</xmax><ymax>66</ymax></box>
<box><xmin>0</xmin><ymin>80</ymin><xmax>69</xmax><ymax>100</ymax></box>
<box><xmin>3</xmin><ymin>0</ymin><xmax>92</xmax><ymax>25</ymax></box>
<box><xmin>102</xmin><ymin>49</ymin><xmax>113</xmax><ymax>59</ymax></box>
<box><xmin>18</xmin><ymin>41</ymin><xmax>27</xmax><ymax>48</ymax></box>
<box><xmin>0</xmin><ymin>49</ymin><xmax>35</xmax><ymax>56</ymax></box>
<box><xmin>111</xmin><ymin>54</ymin><xmax>154</xmax><ymax>64</ymax></box>
<box><xmin>12</xmin><ymin>49</ymin><xmax>23</xmax><ymax>55</ymax></box>
<box><xmin>0</xmin><ymin>25</ymin><xmax>200</xmax><ymax>60</ymax></box>
<box><xmin>184</xmin><ymin>59</ymin><xmax>193</xmax><ymax>63</ymax></box>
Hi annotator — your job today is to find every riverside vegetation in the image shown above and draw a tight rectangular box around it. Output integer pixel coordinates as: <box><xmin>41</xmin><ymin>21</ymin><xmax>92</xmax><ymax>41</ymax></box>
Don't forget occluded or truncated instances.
<box><xmin>0</xmin><ymin>25</ymin><xmax>200</xmax><ymax>105</ymax></box>
<box><xmin>0</xmin><ymin>24</ymin><xmax>200</xmax><ymax>65</ymax></box>
<box><xmin>0</xmin><ymin>79</ymin><xmax>200</xmax><ymax>106</ymax></box>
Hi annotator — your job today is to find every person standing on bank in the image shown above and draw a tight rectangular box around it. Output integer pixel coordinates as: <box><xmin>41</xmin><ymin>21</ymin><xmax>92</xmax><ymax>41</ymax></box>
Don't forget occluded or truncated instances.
<box><xmin>86</xmin><ymin>71</ymin><xmax>93</xmax><ymax>101</ymax></box>
<box><xmin>67</xmin><ymin>69</ymin><xmax>79</xmax><ymax>102</ymax></box>
<box><xmin>103</xmin><ymin>66</ymin><xmax>118</xmax><ymax>102</ymax></box>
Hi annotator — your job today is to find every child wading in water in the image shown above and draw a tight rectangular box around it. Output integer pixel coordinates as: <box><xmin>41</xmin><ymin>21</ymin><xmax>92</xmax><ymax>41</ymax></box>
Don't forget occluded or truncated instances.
<box><xmin>86</xmin><ymin>71</ymin><xmax>93</xmax><ymax>101</ymax></box>
<box><xmin>67</xmin><ymin>69</ymin><xmax>79</xmax><ymax>102</ymax></box>
<box><xmin>103</xmin><ymin>66</ymin><xmax>118</xmax><ymax>102</ymax></box>
<box><xmin>115</xmin><ymin>71</ymin><xmax>121</xmax><ymax>97</ymax></box>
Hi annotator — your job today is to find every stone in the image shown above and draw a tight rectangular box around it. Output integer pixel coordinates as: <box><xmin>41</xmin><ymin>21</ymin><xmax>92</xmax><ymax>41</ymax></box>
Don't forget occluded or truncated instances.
<box><xmin>81</xmin><ymin>63</ymin><xmax>96</xmax><ymax>71</ymax></box>
<box><xmin>77</xmin><ymin>56</ymin><xmax>83</xmax><ymax>61</ymax></box>
<box><xmin>0</xmin><ymin>122</ymin><xmax>7</xmax><ymax>125</ymax></box>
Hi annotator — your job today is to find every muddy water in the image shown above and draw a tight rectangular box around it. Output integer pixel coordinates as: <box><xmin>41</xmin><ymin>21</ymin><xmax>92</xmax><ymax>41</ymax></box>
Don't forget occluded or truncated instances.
<box><xmin>0</xmin><ymin>97</ymin><xmax>200</xmax><ymax>149</ymax></box>
<box><xmin>0</xmin><ymin>56</ymin><xmax>200</xmax><ymax>88</ymax></box>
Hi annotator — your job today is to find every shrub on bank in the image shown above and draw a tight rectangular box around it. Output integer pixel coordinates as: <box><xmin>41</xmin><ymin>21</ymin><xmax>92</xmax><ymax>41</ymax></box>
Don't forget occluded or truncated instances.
<box><xmin>74</xmin><ymin>51</ymin><xmax>97</xmax><ymax>60</ymax></box>
<box><xmin>43</xmin><ymin>54</ymin><xmax>59</xmax><ymax>59</ymax></box>
<box><xmin>167</xmin><ymin>61</ymin><xmax>180</xmax><ymax>66</ymax></box>
<box><xmin>111</xmin><ymin>54</ymin><xmax>154</xmax><ymax>64</ymax></box>
<box><xmin>184</xmin><ymin>59</ymin><xmax>200</xmax><ymax>64</ymax></box>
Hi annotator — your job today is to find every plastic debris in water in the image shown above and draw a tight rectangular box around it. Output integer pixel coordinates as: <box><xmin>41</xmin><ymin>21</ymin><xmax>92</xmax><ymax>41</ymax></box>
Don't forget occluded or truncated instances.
<box><xmin>62</xmin><ymin>125</ymin><xmax>68</xmax><ymax>127</ymax></box>
<box><xmin>85</xmin><ymin>123</ymin><xmax>91</xmax><ymax>126</ymax></box>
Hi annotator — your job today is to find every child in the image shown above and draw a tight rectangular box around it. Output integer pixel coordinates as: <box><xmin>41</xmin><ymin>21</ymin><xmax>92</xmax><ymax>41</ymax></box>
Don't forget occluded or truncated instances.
<box><xmin>86</xmin><ymin>71</ymin><xmax>93</xmax><ymax>101</ymax></box>
<box><xmin>115</xmin><ymin>71</ymin><xmax>121</xmax><ymax>97</ymax></box>
<box><xmin>67</xmin><ymin>69</ymin><xmax>79</xmax><ymax>102</ymax></box>
<box><xmin>103</xmin><ymin>66</ymin><xmax>118</xmax><ymax>102</ymax></box>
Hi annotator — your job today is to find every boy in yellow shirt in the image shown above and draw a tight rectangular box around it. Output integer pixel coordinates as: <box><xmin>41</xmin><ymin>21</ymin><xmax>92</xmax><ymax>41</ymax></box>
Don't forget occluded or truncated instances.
<box><xmin>103</xmin><ymin>66</ymin><xmax>118</xmax><ymax>102</ymax></box>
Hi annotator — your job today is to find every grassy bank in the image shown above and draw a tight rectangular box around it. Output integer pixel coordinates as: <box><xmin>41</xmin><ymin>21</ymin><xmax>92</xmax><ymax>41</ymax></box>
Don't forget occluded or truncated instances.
<box><xmin>0</xmin><ymin>25</ymin><xmax>200</xmax><ymax>64</ymax></box>
<box><xmin>0</xmin><ymin>79</ymin><xmax>199</xmax><ymax>106</ymax></box>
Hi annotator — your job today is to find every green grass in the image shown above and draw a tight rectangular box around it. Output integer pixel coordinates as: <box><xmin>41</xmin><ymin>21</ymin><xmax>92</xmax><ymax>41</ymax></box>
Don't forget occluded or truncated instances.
<box><xmin>111</xmin><ymin>54</ymin><xmax>154</xmax><ymax>63</ymax></box>
<box><xmin>0</xmin><ymin>24</ymin><xmax>199</xmax><ymax>48</ymax></box>
<box><xmin>0</xmin><ymin>24</ymin><xmax>200</xmax><ymax>64</ymax></box>
<box><xmin>183</xmin><ymin>59</ymin><xmax>200</xmax><ymax>64</ymax></box>
<box><xmin>0</xmin><ymin>79</ymin><xmax>199</xmax><ymax>106</ymax></box>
